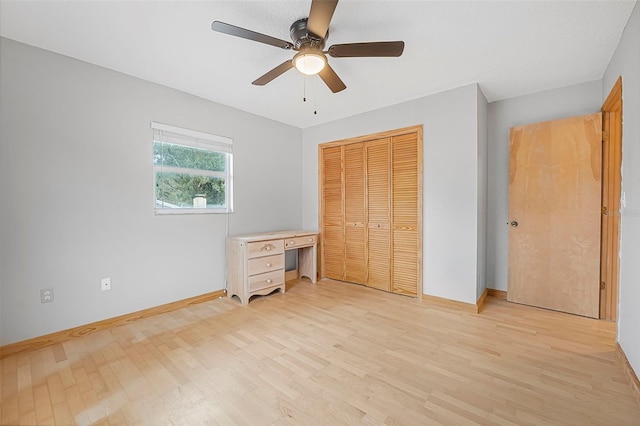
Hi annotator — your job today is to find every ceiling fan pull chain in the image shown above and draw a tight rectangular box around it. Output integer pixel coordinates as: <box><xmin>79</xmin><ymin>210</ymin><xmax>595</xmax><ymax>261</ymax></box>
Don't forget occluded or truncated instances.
<box><xmin>303</xmin><ymin>75</ymin><xmax>307</xmax><ymax>102</ymax></box>
<box><xmin>314</xmin><ymin>76</ymin><xmax>318</xmax><ymax>115</ymax></box>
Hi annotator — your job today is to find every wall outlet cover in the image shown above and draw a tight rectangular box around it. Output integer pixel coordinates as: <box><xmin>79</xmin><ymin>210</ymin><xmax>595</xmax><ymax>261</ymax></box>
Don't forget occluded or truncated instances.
<box><xmin>40</xmin><ymin>287</ymin><xmax>54</xmax><ymax>303</ymax></box>
<box><xmin>101</xmin><ymin>277</ymin><xmax>111</xmax><ymax>291</ymax></box>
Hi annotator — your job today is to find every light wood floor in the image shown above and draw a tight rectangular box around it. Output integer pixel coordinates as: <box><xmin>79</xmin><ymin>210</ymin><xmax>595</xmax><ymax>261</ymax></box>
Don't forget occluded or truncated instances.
<box><xmin>2</xmin><ymin>279</ymin><xmax>639</xmax><ymax>425</ymax></box>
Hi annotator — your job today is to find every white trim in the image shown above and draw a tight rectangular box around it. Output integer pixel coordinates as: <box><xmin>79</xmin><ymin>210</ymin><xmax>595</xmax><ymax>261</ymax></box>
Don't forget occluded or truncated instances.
<box><xmin>154</xmin><ymin>165</ymin><xmax>227</xmax><ymax>179</ymax></box>
<box><xmin>154</xmin><ymin>207</ymin><xmax>231</xmax><ymax>215</ymax></box>
<box><xmin>151</xmin><ymin>121</ymin><xmax>232</xmax><ymax>146</ymax></box>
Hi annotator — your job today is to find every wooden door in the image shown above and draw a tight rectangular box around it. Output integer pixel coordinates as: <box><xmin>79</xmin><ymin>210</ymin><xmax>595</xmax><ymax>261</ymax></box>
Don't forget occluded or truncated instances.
<box><xmin>600</xmin><ymin>77</ymin><xmax>622</xmax><ymax>320</ymax></box>
<box><xmin>367</xmin><ymin>138</ymin><xmax>391</xmax><ymax>291</ymax></box>
<box><xmin>321</xmin><ymin>146</ymin><xmax>345</xmax><ymax>280</ymax></box>
<box><xmin>344</xmin><ymin>143</ymin><xmax>367</xmax><ymax>284</ymax></box>
<box><xmin>392</xmin><ymin>133</ymin><xmax>421</xmax><ymax>296</ymax></box>
<box><xmin>508</xmin><ymin>113</ymin><xmax>602</xmax><ymax>318</ymax></box>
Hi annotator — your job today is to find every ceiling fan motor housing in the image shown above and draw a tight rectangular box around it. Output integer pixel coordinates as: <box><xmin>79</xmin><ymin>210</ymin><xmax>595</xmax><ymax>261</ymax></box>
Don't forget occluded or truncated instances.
<box><xmin>290</xmin><ymin>18</ymin><xmax>326</xmax><ymax>50</ymax></box>
<box><xmin>211</xmin><ymin>0</ymin><xmax>404</xmax><ymax>93</ymax></box>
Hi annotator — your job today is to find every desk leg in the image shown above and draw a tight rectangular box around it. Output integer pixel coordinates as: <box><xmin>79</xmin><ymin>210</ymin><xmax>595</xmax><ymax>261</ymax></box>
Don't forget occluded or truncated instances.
<box><xmin>298</xmin><ymin>245</ymin><xmax>317</xmax><ymax>283</ymax></box>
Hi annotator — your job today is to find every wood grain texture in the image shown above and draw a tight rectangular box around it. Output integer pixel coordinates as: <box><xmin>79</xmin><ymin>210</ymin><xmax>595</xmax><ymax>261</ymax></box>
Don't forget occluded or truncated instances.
<box><xmin>487</xmin><ymin>288</ymin><xmax>508</xmax><ymax>300</ymax></box>
<box><xmin>476</xmin><ymin>288</ymin><xmax>489</xmax><ymax>313</ymax></box>
<box><xmin>423</xmin><ymin>294</ymin><xmax>479</xmax><ymax>313</ymax></box>
<box><xmin>3</xmin><ymin>279</ymin><xmax>638</xmax><ymax>425</ymax></box>
<box><xmin>297</xmin><ymin>242</ymin><xmax>318</xmax><ymax>283</ymax></box>
<box><xmin>321</xmin><ymin>224</ymin><xmax>344</xmax><ymax>281</ymax></box>
<box><xmin>248</xmin><ymin>253</ymin><xmax>284</xmax><ymax>276</ymax></box>
<box><xmin>616</xmin><ymin>342</ymin><xmax>640</xmax><ymax>405</ymax></box>
<box><xmin>285</xmin><ymin>269</ymin><xmax>299</xmax><ymax>282</ymax></box>
<box><xmin>0</xmin><ymin>290</ymin><xmax>226</xmax><ymax>359</ymax></box>
<box><xmin>228</xmin><ymin>232</ymin><xmax>318</xmax><ymax>305</ymax></box>
<box><xmin>366</xmin><ymin>138</ymin><xmax>392</xmax><ymax>291</ymax></box>
<box><xmin>344</xmin><ymin>143</ymin><xmax>367</xmax><ymax>284</ymax></box>
<box><xmin>320</xmin><ymin>145</ymin><xmax>345</xmax><ymax>280</ymax></box>
<box><xmin>321</xmin><ymin>146</ymin><xmax>344</xmax><ymax>222</ymax></box>
<box><xmin>345</xmin><ymin>226</ymin><xmax>366</xmax><ymax>284</ymax></box>
<box><xmin>600</xmin><ymin>76</ymin><xmax>622</xmax><ymax>321</ymax></box>
<box><xmin>392</xmin><ymin>133</ymin><xmax>420</xmax><ymax>296</ymax></box>
<box><xmin>367</xmin><ymin>226</ymin><xmax>390</xmax><ymax>291</ymax></box>
<box><xmin>319</xmin><ymin>125</ymin><xmax>424</xmax><ymax>148</ymax></box>
<box><xmin>319</xmin><ymin>127</ymin><xmax>422</xmax><ymax>299</ymax></box>
<box><xmin>366</xmin><ymin>138</ymin><xmax>392</xmax><ymax>226</ymax></box>
<box><xmin>508</xmin><ymin>113</ymin><xmax>602</xmax><ymax>318</ymax></box>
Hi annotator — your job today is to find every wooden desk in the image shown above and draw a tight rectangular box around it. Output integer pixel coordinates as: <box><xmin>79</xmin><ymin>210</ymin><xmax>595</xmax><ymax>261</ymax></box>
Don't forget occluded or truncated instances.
<box><xmin>226</xmin><ymin>230</ymin><xmax>318</xmax><ymax>304</ymax></box>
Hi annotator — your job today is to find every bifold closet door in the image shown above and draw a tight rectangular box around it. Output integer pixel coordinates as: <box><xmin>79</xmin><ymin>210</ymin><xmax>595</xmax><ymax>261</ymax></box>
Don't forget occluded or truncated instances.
<box><xmin>321</xmin><ymin>145</ymin><xmax>345</xmax><ymax>280</ymax></box>
<box><xmin>344</xmin><ymin>143</ymin><xmax>367</xmax><ymax>284</ymax></box>
<box><xmin>320</xmin><ymin>126</ymin><xmax>422</xmax><ymax>298</ymax></box>
<box><xmin>366</xmin><ymin>138</ymin><xmax>391</xmax><ymax>291</ymax></box>
<box><xmin>391</xmin><ymin>134</ymin><xmax>421</xmax><ymax>296</ymax></box>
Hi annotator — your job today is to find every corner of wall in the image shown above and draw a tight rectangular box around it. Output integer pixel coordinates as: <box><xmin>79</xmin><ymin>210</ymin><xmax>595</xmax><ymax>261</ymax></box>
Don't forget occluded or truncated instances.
<box><xmin>476</xmin><ymin>84</ymin><xmax>489</xmax><ymax>300</ymax></box>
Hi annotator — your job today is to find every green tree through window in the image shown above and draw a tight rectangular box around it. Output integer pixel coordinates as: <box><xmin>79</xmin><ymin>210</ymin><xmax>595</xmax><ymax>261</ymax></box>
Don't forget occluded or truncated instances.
<box><xmin>152</xmin><ymin>123</ymin><xmax>233</xmax><ymax>213</ymax></box>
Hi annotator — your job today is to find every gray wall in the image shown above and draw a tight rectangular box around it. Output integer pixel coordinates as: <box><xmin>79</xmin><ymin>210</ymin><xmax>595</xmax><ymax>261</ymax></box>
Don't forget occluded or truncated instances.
<box><xmin>0</xmin><ymin>38</ymin><xmax>303</xmax><ymax>345</ymax></box>
<box><xmin>603</xmin><ymin>1</ymin><xmax>640</xmax><ymax>378</ymax></box>
<box><xmin>486</xmin><ymin>80</ymin><xmax>603</xmax><ymax>291</ymax></box>
<box><xmin>476</xmin><ymin>86</ymin><xmax>488</xmax><ymax>300</ymax></box>
<box><xmin>302</xmin><ymin>84</ymin><xmax>485</xmax><ymax>305</ymax></box>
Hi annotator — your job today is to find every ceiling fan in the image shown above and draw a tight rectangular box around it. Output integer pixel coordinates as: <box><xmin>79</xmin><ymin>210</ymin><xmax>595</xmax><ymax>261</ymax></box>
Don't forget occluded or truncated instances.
<box><xmin>211</xmin><ymin>0</ymin><xmax>405</xmax><ymax>93</ymax></box>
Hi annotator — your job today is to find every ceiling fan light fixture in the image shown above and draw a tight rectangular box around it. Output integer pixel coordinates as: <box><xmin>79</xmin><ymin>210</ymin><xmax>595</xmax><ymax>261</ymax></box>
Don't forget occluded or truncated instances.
<box><xmin>293</xmin><ymin>51</ymin><xmax>326</xmax><ymax>75</ymax></box>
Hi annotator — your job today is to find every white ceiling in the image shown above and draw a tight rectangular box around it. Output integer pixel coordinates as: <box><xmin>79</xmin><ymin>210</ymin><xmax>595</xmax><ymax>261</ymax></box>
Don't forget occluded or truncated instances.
<box><xmin>0</xmin><ymin>1</ymin><xmax>636</xmax><ymax>129</ymax></box>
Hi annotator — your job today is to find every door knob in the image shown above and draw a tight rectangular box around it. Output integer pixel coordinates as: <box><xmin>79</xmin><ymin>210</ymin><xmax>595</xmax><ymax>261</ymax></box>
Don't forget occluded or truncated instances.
<box><xmin>510</xmin><ymin>221</ymin><xmax>519</xmax><ymax>227</ymax></box>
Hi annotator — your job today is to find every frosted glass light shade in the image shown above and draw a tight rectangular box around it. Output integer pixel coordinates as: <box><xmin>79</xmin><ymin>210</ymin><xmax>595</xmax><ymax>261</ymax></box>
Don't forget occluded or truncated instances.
<box><xmin>293</xmin><ymin>52</ymin><xmax>326</xmax><ymax>75</ymax></box>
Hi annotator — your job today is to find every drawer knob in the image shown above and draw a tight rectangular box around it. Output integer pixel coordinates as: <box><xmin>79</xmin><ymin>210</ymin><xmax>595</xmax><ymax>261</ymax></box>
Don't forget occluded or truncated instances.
<box><xmin>260</xmin><ymin>243</ymin><xmax>275</xmax><ymax>252</ymax></box>
<box><xmin>290</xmin><ymin>240</ymin><xmax>295</xmax><ymax>245</ymax></box>
<box><xmin>266</xmin><ymin>262</ymin><xmax>272</xmax><ymax>267</ymax></box>
<box><xmin>308</xmin><ymin>238</ymin><xmax>313</xmax><ymax>241</ymax></box>
<box><xmin>266</xmin><ymin>279</ymin><xmax>272</xmax><ymax>284</ymax></box>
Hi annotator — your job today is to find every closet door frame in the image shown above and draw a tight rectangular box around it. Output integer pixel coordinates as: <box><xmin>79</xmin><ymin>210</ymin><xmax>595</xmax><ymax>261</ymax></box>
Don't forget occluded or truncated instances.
<box><xmin>318</xmin><ymin>125</ymin><xmax>423</xmax><ymax>299</ymax></box>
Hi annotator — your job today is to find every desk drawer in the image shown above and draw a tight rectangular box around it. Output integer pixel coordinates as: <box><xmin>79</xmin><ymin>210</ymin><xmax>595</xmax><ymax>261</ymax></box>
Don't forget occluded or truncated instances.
<box><xmin>248</xmin><ymin>239</ymin><xmax>284</xmax><ymax>258</ymax></box>
<box><xmin>249</xmin><ymin>270</ymin><xmax>285</xmax><ymax>292</ymax></box>
<box><xmin>248</xmin><ymin>254</ymin><xmax>284</xmax><ymax>276</ymax></box>
<box><xmin>284</xmin><ymin>235</ymin><xmax>317</xmax><ymax>249</ymax></box>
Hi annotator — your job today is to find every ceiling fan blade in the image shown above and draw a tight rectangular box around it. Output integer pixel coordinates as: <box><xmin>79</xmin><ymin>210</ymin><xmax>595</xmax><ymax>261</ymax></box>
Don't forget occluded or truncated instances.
<box><xmin>328</xmin><ymin>41</ymin><xmax>405</xmax><ymax>58</ymax></box>
<box><xmin>252</xmin><ymin>61</ymin><xmax>295</xmax><ymax>86</ymax></box>
<box><xmin>307</xmin><ymin>0</ymin><xmax>338</xmax><ymax>39</ymax></box>
<box><xmin>212</xmin><ymin>21</ymin><xmax>294</xmax><ymax>50</ymax></box>
<box><xmin>318</xmin><ymin>64</ymin><xmax>346</xmax><ymax>93</ymax></box>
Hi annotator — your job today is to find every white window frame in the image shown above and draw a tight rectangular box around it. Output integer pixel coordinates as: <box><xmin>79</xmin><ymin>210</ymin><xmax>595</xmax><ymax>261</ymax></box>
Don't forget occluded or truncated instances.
<box><xmin>151</xmin><ymin>122</ymin><xmax>233</xmax><ymax>215</ymax></box>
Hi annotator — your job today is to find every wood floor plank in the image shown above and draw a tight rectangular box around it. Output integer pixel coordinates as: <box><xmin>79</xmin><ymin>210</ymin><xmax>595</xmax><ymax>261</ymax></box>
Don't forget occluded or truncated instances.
<box><xmin>1</xmin><ymin>278</ymin><xmax>639</xmax><ymax>425</ymax></box>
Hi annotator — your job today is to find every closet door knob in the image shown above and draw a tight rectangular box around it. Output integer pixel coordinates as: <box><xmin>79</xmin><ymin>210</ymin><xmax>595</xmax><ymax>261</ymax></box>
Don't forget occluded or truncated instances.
<box><xmin>510</xmin><ymin>221</ymin><xmax>519</xmax><ymax>227</ymax></box>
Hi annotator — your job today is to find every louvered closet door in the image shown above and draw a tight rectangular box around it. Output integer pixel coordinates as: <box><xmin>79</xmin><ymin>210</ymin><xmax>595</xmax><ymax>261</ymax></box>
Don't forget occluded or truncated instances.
<box><xmin>344</xmin><ymin>143</ymin><xmax>367</xmax><ymax>284</ymax></box>
<box><xmin>392</xmin><ymin>133</ymin><xmax>420</xmax><ymax>296</ymax></box>
<box><xmin>321</xmin><ymin>146</ymin><xmax>345</xmax><ymax>280</ymax></box>
<box><xmin>366</xmin><ymin>138</ymin><xmax>391</xmax><ymax>291</ymax></box>
<box><xmin>319</xmin><ymin>126</ymin><xmax>422</xmax><ymax>297</ymax></box>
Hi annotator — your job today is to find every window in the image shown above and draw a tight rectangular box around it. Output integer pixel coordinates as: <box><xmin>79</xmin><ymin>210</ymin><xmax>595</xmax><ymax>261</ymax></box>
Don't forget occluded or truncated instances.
<box><xmin>151</xmin><ymin>122</ymin><xmax>233</xmax><ymax>214</ymax></box>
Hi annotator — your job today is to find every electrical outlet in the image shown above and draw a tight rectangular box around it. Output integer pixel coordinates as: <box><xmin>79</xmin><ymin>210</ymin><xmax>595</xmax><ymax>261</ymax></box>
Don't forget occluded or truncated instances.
<box><xmin>101</xmin><ymin>277</ymin><xmax>111</xmax><ymax>291</ymax></box>
<box><xmin>40</xmin><ymin>288</ymin><xmax>54</xmax><ymax>303</ymax></box>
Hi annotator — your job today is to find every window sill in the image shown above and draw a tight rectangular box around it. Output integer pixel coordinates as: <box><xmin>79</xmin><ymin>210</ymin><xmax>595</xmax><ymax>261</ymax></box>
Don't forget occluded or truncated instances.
<box><xmin>154</xmin><ymin>208</ymin><xmax>232</xmax><ymax>215</ymax></box>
